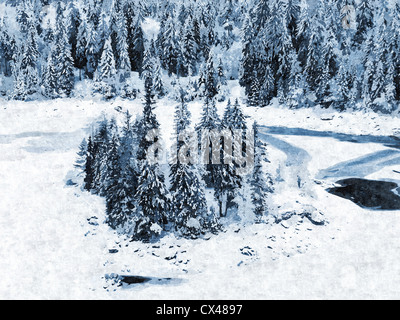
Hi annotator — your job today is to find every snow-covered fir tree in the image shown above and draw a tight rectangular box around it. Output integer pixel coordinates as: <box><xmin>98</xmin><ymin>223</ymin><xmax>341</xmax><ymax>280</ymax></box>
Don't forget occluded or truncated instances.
<box><xmin>153</xmin><ymin>58</ymin><xmax>165</xmax><ymax>98</ymax></box>
<box><xmin>95</xmin><ymin>35</ymin><xmax>117</xmax><ymax>82</ymax></box>
<box><xmin>115</xmin><ymin>11</ymin><xmax>131</xmax><ymax>80</ymax></box>
<box><xmin>54</xmin><ymin>11</ymin><xmax>75</xmax><ymax>97</ymax></box>
<box><xmin>74</xmin><ymin>138</ymin><xmax>88</xmax><ymax>176</ymax></box>
<box><xmin>170</xmin><ymin>88</ymin><xmax>208</xmax><ymax>237</ymax></box>
<box><xmin>43</xmin><ymin>47</ymin><xmax>58</xmax><ymax>98</ymax></box>
<box><xmin>84</xmin><ymin>135</ymin><xmax>95</xmax><ymax>192</ymax></box>
<box><xmin>203</xmin><ymin>53</ymin><xmax>218</xmax><ymax>100</ymax></box>
<box><xmin>249</xmin><ymin>122</ymin><xmax>273</xmax><ymax>219</ymax></box>
<box><xmin>135</xmin><ymin>161</ymin><xmax>170</xmax><ymax>238</ymax></box>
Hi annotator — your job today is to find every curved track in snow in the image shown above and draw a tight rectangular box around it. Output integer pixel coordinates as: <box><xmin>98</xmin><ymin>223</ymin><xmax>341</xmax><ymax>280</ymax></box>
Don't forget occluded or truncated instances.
<box><xmin>260</xmin><ymin>125</ymin><xmax>400</xmax><ymax>183</ymax></box>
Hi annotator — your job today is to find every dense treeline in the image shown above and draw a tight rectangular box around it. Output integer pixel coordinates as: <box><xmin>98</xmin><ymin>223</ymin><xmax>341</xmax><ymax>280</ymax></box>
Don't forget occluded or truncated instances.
<box><xmin>1</xmin><ymin>0</ymin><xmax>399</xmax><ymax>113</ymax></box>
<box><xmin>0</xmin><ymin>0</ymin><xmax>241</xmax><ymax>100</ymax></box>
<box><xmin>241</xmin><ymin>0</ymin><xmax>400</xmax><ymax>112</ymax></box>
<box><xmin>76</xmin><ymin>68</ymin><xmax>273</xmax><ymax>240</ymax></box>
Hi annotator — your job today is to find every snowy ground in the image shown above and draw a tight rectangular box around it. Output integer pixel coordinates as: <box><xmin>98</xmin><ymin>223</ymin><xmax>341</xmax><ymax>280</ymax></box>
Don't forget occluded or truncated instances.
<box><xmin>1</xmin><ymin>93</ymin><xmax>400</xmax><ymax>299</ymax></box>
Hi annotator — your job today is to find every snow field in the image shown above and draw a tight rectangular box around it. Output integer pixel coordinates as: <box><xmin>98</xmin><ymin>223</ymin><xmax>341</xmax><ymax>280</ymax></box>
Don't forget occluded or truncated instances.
<box><xmin>0</xmin><ymin>94</ymin><xmax>400</xmax><ymax>299</ymax></box>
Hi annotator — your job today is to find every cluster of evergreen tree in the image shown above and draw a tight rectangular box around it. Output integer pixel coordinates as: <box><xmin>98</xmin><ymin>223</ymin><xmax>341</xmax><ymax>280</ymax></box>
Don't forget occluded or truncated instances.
<box><xmin>76</xmin><ymin>80</ymin><xmax>273</xmax><ymax>240</ymax></box>
<box><xmin>241</xmin><ymin>0</ymin><xmax>400</xmax><ymax>112</ymax></box>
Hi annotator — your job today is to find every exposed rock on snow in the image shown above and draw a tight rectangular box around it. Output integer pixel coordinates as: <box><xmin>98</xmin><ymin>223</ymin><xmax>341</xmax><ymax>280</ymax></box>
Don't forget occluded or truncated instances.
<box><xmin>276</xmin><ymin>207</ymin><xmax>326</xmax><ymax>226</ymax></box>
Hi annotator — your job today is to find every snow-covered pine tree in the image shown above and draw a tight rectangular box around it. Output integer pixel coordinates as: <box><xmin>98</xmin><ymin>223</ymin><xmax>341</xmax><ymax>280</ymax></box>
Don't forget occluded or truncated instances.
<box><xmin>170</xmin><ymin>85</ymin><xmax>192</xmax><ymax>177</ymax></box>
<box><xmin>104</xmin><ymin>129</ymin><xmax>137</xmax><ymax>231</ymax></box>
<box><xmin>197</xmin><ymin>62</ymin><xmax>206</xmax><ymax>95</ymax></box>
<box><xmin>104</xmin><ymin>130</ymin><xmax>121</xmax><ymax>224</ymax></box>
<box><xmin>286</xmin><ymin>0</ymin><xmax>300</xmax><ymax>49</ymax></box>
<box><xmin>161</xmin><ymin>13</ymin><xmax>180</xmax><ymax>76</ymax></box>
<box><xmin>316</xmin><ymin>0</ymin><xmax>340</xmax><ymax>106</ymax></box>
<box><xmin>95</xmin><ymin>35</ymin><xmax>117</xmax><ymax>82</ymax></box>
<box><xmin>16</xmin><ymin>0</ymin><xmax>30</xmax><ymax>36</ymax></box>
<box><xmin>265</xmin><ymin>1</ymin><xmax>295</xmax><ymax>99</ymax></box>
<box><xmin>105</xmin><ymin>167</ymin><xmax>138</xmax><ymax>232</ymax></box>
<box><xmin>43</xmin><ymin>46</ymin><xmax>58</xmax><ymax>98</ymax></box>
<box><xmin>213</xmin><ymin>160</ymin><xmax>242</xmax><ymax>218</ymax></box>
<box><xmin>249</xmin><ymin>121</ymin><xmax>273</xmax><ymax>220</ymax></box>
<box><xmin>368</xmin><ymin>4</ymin><xmax>388</xmax><ymax>109</ymax></box>
<box><xmin>354</xmin><ymin>0</ymin><xmax>374</xmax><ymax>47</ymax></box>
<box><xmin>74</xmin><ymin>138</ymin><xmax>88</xmax><ymax>176</ymax></box>
<box><xmin>170</xmin><ymin>162</ymin><xmax>208</xmax><ymax>237</ymax></box>
<box><xmin>12</xmin><ymin>55</ymin><xmax>27</xmax><ymax>101</ymax></box>
<box><xmin>136</xmin><ymin>161</ymin><xmax>170</xmax><ymax>238</ymax></box>
<box><xmin>86</xmin><ymin>22</ymin><xmax>99</xmax><ymax>79</ymax></box>
<box><xmin>196</xmin><ymin>97</ymin><xmax>221</xmax><ymax>139</ymax></box>
<box><xmin>115</xmin><ymin>11</ymin><xmax>131</xmax><ymax>80</ymax></box>
<box><xmin>285</xmin><ymin>49</ymin><xmax>304</xmax><ymax>108</ymax></box>
<box><xmin>304</xmin><ymin>2</ymin><xmax>325</xmax><ymax>94</ymax></box>
<box><xmin>130</xmin><ymin>16</ymin><xmax>145</xmax><ymax>75</ymax></box>
<box><xmin>153</xmin><ymin>58</ymin><xmax>165</xmax><ymax>98</ymax></box>
<box><xmin>192</xmin><ymin>16</ymin><xmax>201</xmax><ymax>57</ymax></box>
<box><xmin>137</xmin><ymin>66</ymin><xmax>160</xmax><ymax>162</ymax></box>
<box><xmin>14</xmin><ymin>18</ymin><xmax>40</xmax><ymax>98</ymax></box>
<box><xmin>239</xmin><ymin>11</ymin><xmax>258</xmax><ymax>95</ymax></box>
<box><xmin>296</xmin><ymin>0</ymin><xmax>311</xmax><ymax>68</ymax></box>
<box><xmin>181</xmin><ymin>16</ymin><xmax>198</xmax><ymax>77</ymax></box>
<box><xmin>228</xmin><ymin>98</ymin><xmax>247</xmax><ymax>132</ymax></box>
<box><xmin>336</xmin><ymin>56</ymin><xmax>355</xmax><ymax>109</ymax></box>
<box><xmin>0</xmin><ymin>17</ymin><xmax>15</xmax><ymax>77</ymax></box>
<box><xmin>204</xmin><ymin>53</ymin><xmax>218</xmax><ymax>100</ymax></box>
<box><xmin>75</xmin><ymin>10</ymin><xmax>88</xmax><ymax>80</ymax></box>
<box><xmin>141</xmin><ymin>46</ymin><xmax>154</xmax><ymax>80</ymax></box>
<box><xmin>135</xmin><ymin>64</ymin><xmax>169</xmax><ymax>233</ymax></box>
<box><xmin>388</xmin><ymin>1</ymin><xmax>400</xmax><ymax>102</ymax></box>
<box><xmin>217</xmin><ymin>58</ymin><xmax>227</xmax><ymax>87</ymax></box>
<box><xmin>177</xmin><ymin>3</ymin><xmax>188</xmax><ymax>25</ymax></box>
<box><xmin>362</xmin><ymin>27</ymin><xmax>375</xmax><ymax>108</ymax></box>
<box><xmin>169</xmin><ymin>88</ymin><xmax>208</xmax><ymax>237</ymax></box>
<box><xmin>248</xmin><ymin>71</ymin><xmax>261</xmax><ymax>107</ymax></box>
<box><xmin>91</xmin><ymin>118</ymin><xmax>110</xmax><ymax>195</ymax></box>
<box><xmin>96</xmin><ymin>10</ymin><xmax>109</xmax><ymax>58</ymax></box>
<box><xmin>259</xmin><ymin>65</ymin><xmax>274</xmax><ymax>107</ymax></box>
<box><xmin>66</xmin><ymin>1</ymin><xmax>81</xmax><ymax>67</ymax></box>
<box><xmin>218</xmin><ymin>98</ymin><xmax>246</xmax><ymax>217</ymax></box>
<box><xmin>43</xmin><ymin>18</ymin><xmax>54</xmax><ymax>44</ymax></box>
<box><xmin>54</xmin><ymin>12</ymin><xmax>75</xmax><ymax>97</ymax></box>
<box><xmin>118</xmin><ymin>110</ymin><xmax>138</xmax><ymax>178</ymax></box>
<box><xmin>206</xmin><ymin>16</ymin><xmax>216</xmax><ymax>48</ymax></box>
<box><xmin>84</xmin><ymin>135</ymin><xmax>95</xmax><ymax>191</ymax></box>
<box><xmin>196</xmin><ymin>97</ymin><xmax>221</xmax><ymax>186</ymax></box>
<box><xmin>136</xmin><ymin>0</ymin><xmax>150</xmax><ymax>22</ymax></box>
<box><xmin>222</xmin><ymin>99</ymin><xmax>232</xmax><ymax>129</ymax></box>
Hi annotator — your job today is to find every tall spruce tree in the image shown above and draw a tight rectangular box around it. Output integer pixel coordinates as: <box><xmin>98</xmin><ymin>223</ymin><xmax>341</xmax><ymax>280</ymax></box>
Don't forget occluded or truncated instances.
<box><xmin>43</xmin><ymin>47</ymin><xmax>58</xmax><ymax>98</ymax></box>
<box><xmin>116</xmin><ymin>11</ymin><xmax>131</xmax><ymax>78</ymax></box>
<box><xmin>203</xmin><ymin>53</ymin><xmax>218</xmax><ymax>100</ymax></box>
<box><xmin>249</xmin><ymin>122</ymin><xmax>273</xmax><ymax>219</ymax></box>
<box><xmin>74</xmin><ymin>138</ymin><xmax>88</xmax><ymax>175</ymax></box>
<box><xmin>170</xmin><ymin>88</ymin><xmax>208</xmax><ymax>236</ymax></box>
<box><xmin>84</xmin><ymin>135</ymin><xmax>95</xmax><ymax>191</ymax></box>
<box><xmin>95</xmin><ymin>35</ymin><xmax>117</xmax><ymax>82</ymax></box>
<box><xmin>54</xmin><ymin>12</ymin><xmax>75</xmax><ymax>97</ymax></box>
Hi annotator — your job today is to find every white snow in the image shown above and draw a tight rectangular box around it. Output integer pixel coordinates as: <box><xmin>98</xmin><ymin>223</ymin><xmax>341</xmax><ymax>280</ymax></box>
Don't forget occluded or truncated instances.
<box><xmin>0</xmin><ymin>93</ymin><xmax>400</xmax><ymax>299</ymax></box>
<box><xmin>141</xmin><ymin>18</ymin><xmax>160</xmax><ymax>41</ymax></box>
